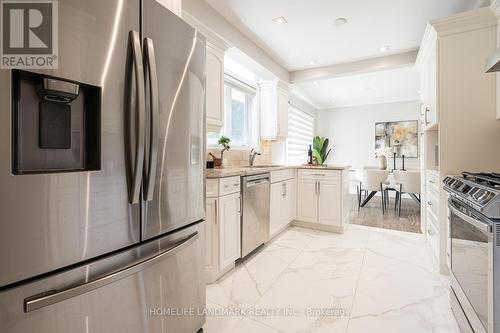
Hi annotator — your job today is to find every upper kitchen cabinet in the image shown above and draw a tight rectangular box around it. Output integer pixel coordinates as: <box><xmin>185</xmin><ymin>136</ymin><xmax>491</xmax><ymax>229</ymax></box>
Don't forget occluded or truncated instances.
<box><xmin>260</xmin><ymin>80</ymin><xmax>290</xmax><ymax>140</ymax></box>
<box><xmin>155</xmin><ymin>0</ymin><xmax>182</xmax><ymax>17</ymax></box>
<box><xmin>206</xmin><ymin>40</ymin><xmax>227</xmax><ymax>133</ymax></box>
<box><xmin>416</xmin><ymin>27</ymin><xmax>438</xmax><ymax>130</ymax></box>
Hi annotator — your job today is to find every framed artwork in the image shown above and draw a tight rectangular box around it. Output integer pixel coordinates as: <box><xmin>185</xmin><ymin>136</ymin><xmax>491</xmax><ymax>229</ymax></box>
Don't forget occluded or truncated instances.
<box><xmin>375</xmin><ymin>120</ymin><xmax>418</xmax><ymax>158</ymax></box>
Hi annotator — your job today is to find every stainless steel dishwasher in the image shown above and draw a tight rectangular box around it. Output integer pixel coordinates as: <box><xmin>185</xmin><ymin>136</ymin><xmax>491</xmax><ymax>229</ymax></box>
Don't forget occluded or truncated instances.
<box><xmin>241</xmin><ymin>173</ymin><xmax>270</xmax><ymax>258</ymax></box>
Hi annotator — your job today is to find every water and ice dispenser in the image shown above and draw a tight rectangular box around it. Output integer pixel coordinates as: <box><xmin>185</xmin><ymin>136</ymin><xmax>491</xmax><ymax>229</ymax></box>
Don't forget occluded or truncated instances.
<box><xmin>11</xmin><ymin>70</ymin><xmax>101</xmax><ymax>174</ymax></box>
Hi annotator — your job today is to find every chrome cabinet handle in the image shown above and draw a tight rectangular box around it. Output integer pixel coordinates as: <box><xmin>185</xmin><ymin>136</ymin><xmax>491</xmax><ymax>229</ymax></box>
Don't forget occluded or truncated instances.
<box><xmin>126</xmin><ymin>30</ymin><xmax>146</xmax><ymax>204</ymax></box>
<box><xmin>144</xmin><ymin>37</ymin><xmax>159</xmax><ymax>202</ymax></box>
<box><xmin>427</xmin><ymin>201</ymin><xmax>432</xmax><ymax>206</ymax></box>
<box><xmin>427</xmin><ymin>229</ymin><xmax>433</xmax><ymax>236</ymax></box>
<box><xmin>214</xmin><ymin>199</ymin><xmax>218</xmax><ymax>224</ymax></box>
<box><xmin>318</xmin><ymin>181</ymin><xmax>321</xmax><ymax>195</ymax></box>
<box><xmin>24</xmin><ymin>232</ymin><xmax>199</xmax><ymax>312</ymax></box>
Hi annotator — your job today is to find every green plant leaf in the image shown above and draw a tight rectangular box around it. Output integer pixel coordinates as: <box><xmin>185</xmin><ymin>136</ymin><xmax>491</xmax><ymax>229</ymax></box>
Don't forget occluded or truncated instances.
<box><xmin>324</xmin><ymin>148</ymin><xmax>332</xmax><ymax>162</ymax></box>
<box><xmin>312</xmin><ymin>149</ymin><xmax>323</xmax><ymax>165</ymax></box>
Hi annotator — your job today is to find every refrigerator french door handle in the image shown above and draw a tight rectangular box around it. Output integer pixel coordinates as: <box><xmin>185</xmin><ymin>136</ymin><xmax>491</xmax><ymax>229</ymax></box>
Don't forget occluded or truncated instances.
<box><xmin>24</xmin><ymin>232</ymin><xmax>199</xmax><ymax>313</ymax></box>
<box><xmin>127</xmin><ymin>30</ymin><xmax>146</xmax><ymax>204</ymax></box>
<box><xmin>144</xmin><ymin>37</ymin><xmax>159</xmax><ymax>202</ymax></box>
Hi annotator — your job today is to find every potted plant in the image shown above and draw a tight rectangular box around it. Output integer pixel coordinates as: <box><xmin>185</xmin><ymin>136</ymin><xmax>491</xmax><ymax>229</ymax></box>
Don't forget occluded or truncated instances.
<box><xmin>312</xmin><ymin>136</ymin><xmax>332</xmax><ymax>165</ymax></box>
<box><xmin>218</xmin><ymin>135</ymin><xmax>231</xmax><ymax>163</ymax></box>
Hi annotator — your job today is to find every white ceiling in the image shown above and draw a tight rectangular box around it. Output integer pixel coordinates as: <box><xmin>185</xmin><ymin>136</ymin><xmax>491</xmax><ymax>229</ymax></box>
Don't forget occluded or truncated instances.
<box><xmin>206</xmin><ymin>0</ymin><xmax>483</xmax><ymax>108</ymax></box>
<box><xmin>206</xmin><ymin>0</ymin><xmax>479</xmax><ymax>71</ymax></box>
<box><xmin>293</xmin><ymin>66</ymin><xmax>420</xmax><ymax>109</ymax></box>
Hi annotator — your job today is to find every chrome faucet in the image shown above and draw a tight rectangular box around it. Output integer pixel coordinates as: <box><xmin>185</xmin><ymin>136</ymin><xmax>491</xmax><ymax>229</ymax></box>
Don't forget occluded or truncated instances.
<box><xmin>249</xmin><ymin>148</ymin><xmax>261</xmax><ymax>166</ymax></box>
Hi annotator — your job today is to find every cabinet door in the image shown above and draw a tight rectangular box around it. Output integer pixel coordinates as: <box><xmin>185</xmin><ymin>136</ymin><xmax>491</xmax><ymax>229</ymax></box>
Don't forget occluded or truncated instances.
<box><xmin>205</xmin><ymin>198</ymin><xmax>217</xmax><ymax>281</ymax></box>
<box><xmin>206</xmin><ymin>43</ymin><xmax>224</xmax><ymax>129</ymax></box>
<box><xmin>277</xmin><ymin>88</ymin><xmax>289</xmax><ymax>138</ymax></box>
<box><xmin>283</xmin><ymin>179</ymin><xmax>295</xmax><ymax>224</ymax></box>
<box><xmin>318</xmin><ymin>181</ymin><xmax>341</xmax><ymax>226</ymax></box>
<box><xmin>270</xmin><ymin>182</ymin><xmax>283</xmax><ymax>237</ymax></box>
<box><xmin>218</xmin><ymin>193</ymin><xmax>241</xmax><ymax>270</ymax></box>
<box><xmin>428</xmin><ymin>50</ymin><xmax>437</xmax><ymax>125</ymax></box>
<box><xmin>297</xmin><ymin>179</ymin><xmax>318</xmax><ymax>223</ymax></box>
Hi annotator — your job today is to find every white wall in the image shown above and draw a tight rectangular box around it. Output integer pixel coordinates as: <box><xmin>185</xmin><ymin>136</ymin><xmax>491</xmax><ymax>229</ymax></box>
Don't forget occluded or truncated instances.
<box><xmin>315</xmin><ymin>100</ymin><xmax>421</xmax><ymax>169</ymax></box>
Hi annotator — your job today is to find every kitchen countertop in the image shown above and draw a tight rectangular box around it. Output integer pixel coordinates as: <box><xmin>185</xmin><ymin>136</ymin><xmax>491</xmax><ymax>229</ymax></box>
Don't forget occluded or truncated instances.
<box><xmin>206</xmin><ymin>165</ymin><xmax>351</xmax><ymax>179</ymax></box>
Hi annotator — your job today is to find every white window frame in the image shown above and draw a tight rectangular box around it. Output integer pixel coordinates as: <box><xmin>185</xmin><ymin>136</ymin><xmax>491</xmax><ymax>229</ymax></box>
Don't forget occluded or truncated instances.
<box><xmin>221</xmin><ymin>72</ymin><xmax>258</xmax><ymax>149</ymax></box>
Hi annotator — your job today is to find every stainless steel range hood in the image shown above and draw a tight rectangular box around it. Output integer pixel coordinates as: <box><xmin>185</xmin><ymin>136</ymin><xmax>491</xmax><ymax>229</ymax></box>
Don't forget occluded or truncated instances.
<box><xmin>486</xmin><ymin>47</ymin><xmax>500</xmax><ymax>72</ymax></box>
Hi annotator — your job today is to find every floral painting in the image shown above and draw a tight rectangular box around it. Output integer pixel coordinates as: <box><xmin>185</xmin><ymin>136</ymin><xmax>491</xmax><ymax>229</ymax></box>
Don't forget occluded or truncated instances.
<box><xmin>375</xmin><ymin>121</ymin><xmax>418</xmax><ymax>158</ymax></box>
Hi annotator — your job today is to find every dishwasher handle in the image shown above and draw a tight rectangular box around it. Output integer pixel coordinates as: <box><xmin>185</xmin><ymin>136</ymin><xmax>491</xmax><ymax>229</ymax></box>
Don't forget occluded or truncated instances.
<box><xmin>246</xmin><ymin>178</ymin><xmax>270</xmax><ymax>187</ymax></box>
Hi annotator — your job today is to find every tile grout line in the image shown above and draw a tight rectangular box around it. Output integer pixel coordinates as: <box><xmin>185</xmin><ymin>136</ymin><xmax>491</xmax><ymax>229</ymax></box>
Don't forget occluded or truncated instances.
<box><xmin>345</xmin><ymin>227</ymin><xmax>371</xmax><ymax>333</ymax></box>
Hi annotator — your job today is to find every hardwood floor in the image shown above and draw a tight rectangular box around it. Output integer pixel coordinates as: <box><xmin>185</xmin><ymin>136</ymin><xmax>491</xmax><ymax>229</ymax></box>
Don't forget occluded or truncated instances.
<box><xmin>348</xmin><ymin>194</ymin><xmax>422</xmax><ymax>234</ymax></box>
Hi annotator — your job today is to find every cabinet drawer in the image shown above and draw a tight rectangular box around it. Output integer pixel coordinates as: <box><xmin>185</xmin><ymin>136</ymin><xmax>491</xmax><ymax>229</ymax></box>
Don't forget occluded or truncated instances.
<box><xmin>425</xmin><ymin>189</ymin><xmax>440</xmax><ymax>218</ymax></box>
<box><xmin>426</xmin><ymin>214</ymin><xmax>439</xmax><ymax>260</ymax></box>
<box><xmin>206</xmin><ymin>179</ymin><xmax>219</xmax><ymax>198</ymax></box>
<box><xmin>271</xmin><ymin>169</ymin><xmax>295</xmax><ymax>183</ymax></box>
<box><xmin>219</xmin><ymin>176</ymin><xmax>241</xmax><ymax>196</ymax></box>
<box><xmin>426</xmin><ymin>170</ymin><xmax>440</xmax><ymax>189</ymax></box>
<box><xmin>298</xmin><ymin>169</ymin><xmax>340</xmax><ymax>181</ymax></box>
<box><xmin>426</xmin><ymin>205</ymin><xmax>439</xmax><ymax>233</ymax></box>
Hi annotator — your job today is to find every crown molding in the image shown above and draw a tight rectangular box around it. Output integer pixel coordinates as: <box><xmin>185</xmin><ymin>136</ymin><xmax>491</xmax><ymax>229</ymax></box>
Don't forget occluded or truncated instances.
<box><xmin>182</xmin><ymin>11</ymin><xmax>229</xmax><ymax>51</ymax></box>
<box><xmin>491</xmin><ymin>0</ymin><xmax>500</xmax><ymax>18</ymax></box>
<box><xmin>416</xmin><ymin>7</ymin><xmax>496</xmax><ymax>68</ymax></box>
<box><xmin>430</xmin><ymin>7</ymin><xmax>496</xmax><ymax>37</ymax></box>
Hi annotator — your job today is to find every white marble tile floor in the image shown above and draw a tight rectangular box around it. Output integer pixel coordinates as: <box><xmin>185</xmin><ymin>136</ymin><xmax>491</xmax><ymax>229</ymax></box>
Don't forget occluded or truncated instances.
<box><xmin>203</xmin><ymin>224</ymin><xmax>460</xmax><ymax>333</ymax></box>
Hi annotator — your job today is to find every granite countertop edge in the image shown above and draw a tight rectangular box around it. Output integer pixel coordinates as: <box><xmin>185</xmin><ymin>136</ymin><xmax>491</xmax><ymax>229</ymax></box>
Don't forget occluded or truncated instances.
<box><xmin>206</xmin><ymin>165</ymin><xmax>352</xmax><ymax>179</ymax></box>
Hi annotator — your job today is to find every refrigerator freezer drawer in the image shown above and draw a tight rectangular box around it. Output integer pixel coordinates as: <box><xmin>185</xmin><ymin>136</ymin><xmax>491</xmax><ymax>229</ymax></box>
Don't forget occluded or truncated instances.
<box><xmin>0</xmin><ymin>221</ymin><xmax>206</xmax><ymax>333</ymax></box>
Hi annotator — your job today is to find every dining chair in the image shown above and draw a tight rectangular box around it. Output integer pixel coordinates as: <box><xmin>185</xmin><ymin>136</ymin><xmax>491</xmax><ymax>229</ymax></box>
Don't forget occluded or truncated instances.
<box><xmin>356</xmin><ymin>168</ymin><xmax>390</xmax><ymax>214</ymax></box>
<box><xmin>393</xmin><ymin>170</ymin><xmax>421</xmax><ymax>216</ymax></box>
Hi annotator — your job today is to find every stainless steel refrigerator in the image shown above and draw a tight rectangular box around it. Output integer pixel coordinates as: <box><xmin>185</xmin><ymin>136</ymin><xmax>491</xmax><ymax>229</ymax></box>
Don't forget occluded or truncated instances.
<box><xmin>0</xmin><ymin>1</ymin><xmax>206</xmax><ymax>332</ymax></box>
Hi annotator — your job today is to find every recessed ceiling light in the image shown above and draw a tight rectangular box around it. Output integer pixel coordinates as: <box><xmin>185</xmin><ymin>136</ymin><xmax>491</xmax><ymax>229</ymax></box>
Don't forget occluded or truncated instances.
<box><xmin>334</xmin><ymin>17</ymin><xmax>348</xmax><ymax>27</ymax></box>
<box><xmin>309</xmin><ymin>59</ymin><xmax>317</xmax><ymax>65</ymax></box>
<box><xmin>379</xmin><ymin>45</ymin><xmax>389</xmax><ymax>52</ymax></box>
<box><xmin>272</xmin><ymin>16</ymin><xmax>287</xmax><ymax>24</ymax></box>
<box><xmin>313</xmin><ymin>81</ymin><xmax>318</xmax><ymax>85</ymax></box>
<box><xmin>330</xmin><ymin>99</ymin><xmax>336</xmax><ymax>103</ymax></box>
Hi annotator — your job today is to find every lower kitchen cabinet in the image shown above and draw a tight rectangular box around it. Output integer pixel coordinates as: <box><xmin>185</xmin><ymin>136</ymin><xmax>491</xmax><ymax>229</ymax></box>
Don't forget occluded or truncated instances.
<box><xmin>318</xmin><ymin>181</ymin><xmax>341</xmax><ymax>226</ymax></box>
<box><xmin>270</xmin><ymin>176</ymin><xmax>295</xmax><ymax>238</ymax></box>
<box><xmin>296</xmin><ymin>179</ymin><xmax>318</xmax><ymax>223</ymax></box>
<box><xmin>218</xmin><ymin>193</ymin><xmax>241</xmax><ymax>270</ymax></box>
<box><xmin>205</xmin><ymin>177</ymin><xmax>241</xmax><ymax>283</ymax></box>
<box><xmin>295</xmin><ymin>168</ymin><xmax>350</xmax><ymax>233</ymax></box>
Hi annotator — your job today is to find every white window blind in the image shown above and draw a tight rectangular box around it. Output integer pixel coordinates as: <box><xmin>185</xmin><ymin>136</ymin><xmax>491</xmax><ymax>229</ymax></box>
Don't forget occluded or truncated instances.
<box><xmin>286</xmin><ymin>106</ymin><xmax>314</xmax><ymax>165</ymax></box>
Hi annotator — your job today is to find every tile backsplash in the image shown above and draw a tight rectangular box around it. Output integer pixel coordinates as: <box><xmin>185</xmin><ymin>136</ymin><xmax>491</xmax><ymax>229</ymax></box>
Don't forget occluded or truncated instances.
<box><xmin>207</xmin><ymin>141</ymin><xmax>273</xmax><ymax>167</ymax></box>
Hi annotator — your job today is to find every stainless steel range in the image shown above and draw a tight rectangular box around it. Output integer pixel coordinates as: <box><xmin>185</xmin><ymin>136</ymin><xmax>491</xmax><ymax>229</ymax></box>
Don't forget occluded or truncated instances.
<box><xmin>443</xmin><ymin>172</ymin><xmax>500</xmax><ymax>333</ymax></box>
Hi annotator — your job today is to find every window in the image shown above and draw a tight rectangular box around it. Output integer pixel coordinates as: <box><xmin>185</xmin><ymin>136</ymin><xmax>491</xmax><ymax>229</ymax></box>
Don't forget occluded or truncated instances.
<box><xmin>223</xmin><ymin>75</ymin><xmax>257</xmax><ymax>147</ymax></box>
<box><xmin>286</xmin><ymin>106</ymin><xmax>314</xmax><ymax>165</ymax></box>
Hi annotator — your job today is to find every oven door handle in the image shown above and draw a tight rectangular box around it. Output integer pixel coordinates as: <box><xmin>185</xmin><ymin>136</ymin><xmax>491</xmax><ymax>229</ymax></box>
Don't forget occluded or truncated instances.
<box><xmin>449</xmin><ymin>201</ymin><xmax>492</xmax><ymax>233</ymax></box>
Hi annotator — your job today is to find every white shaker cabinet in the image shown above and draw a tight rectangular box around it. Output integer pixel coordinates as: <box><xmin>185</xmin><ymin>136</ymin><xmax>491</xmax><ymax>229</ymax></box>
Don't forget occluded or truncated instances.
<box><xmin>205</xmin><ymin>41</ymin><xmax>226</xmax><ymax>132</ymax></box>
<box><xmin>269</xmin><ymin>170</ymin><xmax>296</xmax><ymax>238</ymax></box>
<box><xmin>204</xmin><ymin>198</ymin><xmax>217</xmax><ymax>282</ymax></box>
<box><xmin>205</xmin><ymin>176</ymin><xmax>241</xmax><ymax>283</ymax></box>
<box><xmin>260</xmin><ymin>80</ymin><xmax>289</xmax><ymax>140</ymax></box>
<box><xmin>318</xmin><ymin>181</ymin><xmax>341</xmax><ymax>226</ymax></box>
<box><xmin>296</xmin><ymin>179</ymin><xmax>318</xmax><ymax>223</ymax></box>
<box><xmin>295</xmin><ymin>169</ymin><xmax>349</xmax><ymax>233</ymax></box>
